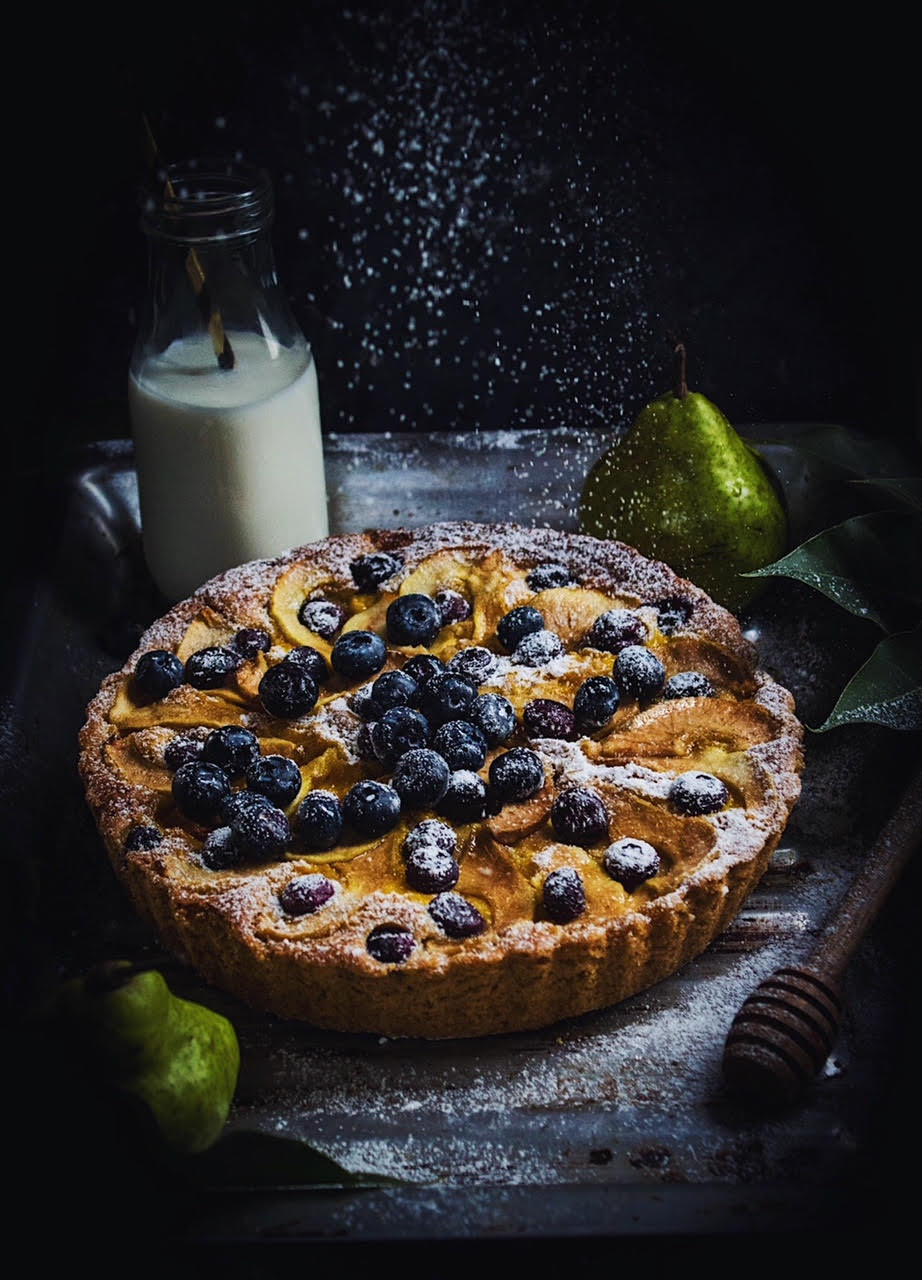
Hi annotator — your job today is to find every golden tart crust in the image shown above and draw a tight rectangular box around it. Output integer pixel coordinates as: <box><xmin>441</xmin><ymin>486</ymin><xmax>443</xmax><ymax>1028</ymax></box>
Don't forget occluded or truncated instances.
<box><xmin>78</xmin><ymin>521</ymin><xmax>803</xmax><ymax>1039</ymax></box>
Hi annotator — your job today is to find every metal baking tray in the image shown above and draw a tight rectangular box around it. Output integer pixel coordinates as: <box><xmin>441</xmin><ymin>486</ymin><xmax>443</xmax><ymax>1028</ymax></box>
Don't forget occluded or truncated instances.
<box><xmin>5</xmin><ymin>426</ymin><xmax>916</xmax><ymax>1250</ymax></box>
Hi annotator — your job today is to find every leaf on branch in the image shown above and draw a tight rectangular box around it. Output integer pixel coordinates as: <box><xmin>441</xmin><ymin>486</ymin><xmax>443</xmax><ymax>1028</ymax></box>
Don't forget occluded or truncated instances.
<box><xmin>812</xmin><ymin>627</ymin><xmax>922</xmax><ymax>732</ymax></box>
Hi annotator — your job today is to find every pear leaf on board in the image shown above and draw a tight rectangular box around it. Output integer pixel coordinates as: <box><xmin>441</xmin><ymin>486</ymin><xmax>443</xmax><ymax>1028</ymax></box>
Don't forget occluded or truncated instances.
<box><xmin>813</xmin><ymin>626</ymin><xmax>922</xmax><ymax>733</ymax></box>
<box><xmin>757</xmin><ymin>423</ymin><xmax>910</xmax><ymax>479</ymax></box>
<box><xmin>744</xmin><ymin>509</ymin><xmax>922</xmax><ymax>631</ymax></box>
<box><xmin>187</xmin><ymin>1128</ymin><xmax>409</xmax><ymax>1188</ymax></box>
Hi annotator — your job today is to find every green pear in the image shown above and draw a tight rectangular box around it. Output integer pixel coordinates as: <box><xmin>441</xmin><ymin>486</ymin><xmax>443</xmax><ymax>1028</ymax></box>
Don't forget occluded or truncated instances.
<box><xmin>56</xmin><ymin>961</ymin><xmax>240</xmax><ymax>1156</ymax></box>
<box><xmin>580</xmin><ymin>344</ymin><xmax>788</xmax><ymax>613</ymax></box>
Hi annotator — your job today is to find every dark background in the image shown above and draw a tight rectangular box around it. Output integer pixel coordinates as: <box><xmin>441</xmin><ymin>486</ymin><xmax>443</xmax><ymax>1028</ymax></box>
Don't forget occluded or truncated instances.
<box><xmin>19</xmin><ymin>0</ymin><xmax>921</xmax><ymax>486</ymax></box>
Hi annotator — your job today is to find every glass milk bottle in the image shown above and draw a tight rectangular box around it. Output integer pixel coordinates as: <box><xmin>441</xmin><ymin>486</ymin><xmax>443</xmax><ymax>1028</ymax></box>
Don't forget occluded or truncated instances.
<box><xmin>128</xmin><ymin>157</ymin><xmax>328</xmax><ymax>603</ymax></box>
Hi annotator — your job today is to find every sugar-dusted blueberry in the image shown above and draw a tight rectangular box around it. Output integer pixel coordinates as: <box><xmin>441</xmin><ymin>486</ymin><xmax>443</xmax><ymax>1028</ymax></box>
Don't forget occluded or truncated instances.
<box><xmin>163</xmin><ymin>733</ymin><xmax>202</xmax><ymax>772</ymax></box>
<box><xmin>438</xmin><ymin>770</ymin><xmax>489</xmax><ymax>822</ymax></box>
<box><xmin>391</xmin><ymin>748</ymin><xmax>451</xmax><ymax>808</ymax></box>
<box><xmin>416</xmin><ymin>672</ymin><xmax>478</xmax><ymax>727</ymax></box>
<box><xmin>512</xmin><ymin>628</ymin><xmax>564</xmax><ymax>667</ymax></box>
<box><xmin>259</xmin><ymin>660</ymin><xmax>319</xmax><ymax>719</ymax></box>
<box><xmin>584</xmin><ymin>608</ymin><xmax>647</xmax><ymax>654</ymax></box>
<box><xmin>488</xmin><ymin>747</ymin><xmax>545</xmax><ymax>803</ymax></box>
<box><xmin>366</xmin><ymin>923</ymin><xmax>415</xmax><ymax>964</ymax></box>
<box><xmin>355</xmin><ymin>720</ymin><xmax>378</xmax><ymax>761</ymax></box>
<box><xmin>184</xmin><ymin>645</ymin><xmax>240</xmax><ymax>690</ymax></box>
<box><xmin>231</xmin><ymin>627</ymin><xmax>271</xmax><ymax>660</ymax></box>
<box><xmin>369</xmin><ymin>668</ymin><xmax>419</xmax><ymax>712</ymax></box>
<box><xmin>527</xmin><ymin>562</ymin><xmax>576</xmax><ymax>590</ymax></box>
<box><xmin>297</xmin><ymin>598</ymin><xmax>347</xmax><ymax>639</ymax></box>
<box><xmin>285</xmin><ymin>645</ymin><xmax>330</xmax><ymax>685</ymax></box>
<box><xmin>201</xmin><ymin>725</ymin><xmax>261</xmax><ymax>778</ymax></box>
<box><xmin>432</xmin><ymin>719</ymin><xmax>488</xmax><ymax>770</ymax></box>
<box><xmin>497</xmin><ymin>604</ymin><xmax>544</xmax><ymax>653</ymax></box>
<box><xmin>371</xmin><ymin>704</ymin><xmax>431</xmax><ymax>766</ymax></box>
<box><xmin>551</xmin><ymin>786</ymin><xmax>609</xmax><ymax>847</ymax></box>
<box><xmin>349</xmin><ymin>684</ymin><xmax>378</xmax><ymax>720</ymax></box>
<box><xmin>403</xmin><ymin>818</ymin><xmax>458</xmax><ymax>858</ymax></box>
<box><xmin>613</xmin><ymin>645</ymin><xmax>667</xmax><ymax>703</ymax></box>
<box><xmin>469</xmin><ymin>692</ymin><xmax>516</xmax><ymax>746</ymax></box>
<box><xmin>404</xmin><ymin>842</ymin><xmax>460</xmax><ymax>893</ymax></box>
<box><xmin>123</xmin><ymin>824</ymin><xmax>162</xmax><ymax>853</ymax></box>
<box><xmin>541</xmin><ymin>866</ymin><xmax>587</xmax><ymax>923</ymax></box>
<box><xmin>522</xmin><ymin>698</ymin><xmax>576</xmax><ymax>740</ymax></box>
<box><xmin>602</xmin><ymin>837</ymin><xmax>662</xmax><ymax>890</ymax></box>
<box><xmin>331</xmin><ymin>629</ymin><xmax>388</xmax><ymax>680</ymax></box>
<box><xmin>132</xmin><ymin>649</ymin><xmax>184</xmax><ymax>701</ymax></box>
<box><xmin>663</xmin><ymin>671</ymin><xmax>716</xmax><ymax>699</ymax></box>
<box><xmin>279</xmin><ymin>872</ymin><xmax>337</xmax><ymax>917</ymax></box>
<box><xmin>350</xmin><ymin>550</ymin><xmax>404</xmax><ymax>592</ymax></box>
<box><xmin>428</xmin><ymin>892</ymin><xmax>487</xmax><ymax>939</ymax></box>
<box><xmin>434</xmin><ymin>588</ymin><xmax>472</xmax><ymax>625</ymax></box>
<box><xmin>386</xmin><ymin>592</ymin><xmax>443</xmax><ymax>646</ymax></box>
<box><xmin>200</xmin><ymin>826</ymin><xmax>244</xmax><ymax>871</ymax></box>
<box><xmin>402</xmin><ymin>652</ymin><xmax>446</xmax><ymax>691</ymax></box>
<box><xmin>654</xmin><ymin>595</ymin><xmax>694</xmax><ymax>635</ymax></box>
<box><xmin>669</xmin><ymin>771</ymin><xmax>729</xmax><ymax>816</ymax></box>
<box><xmin>295</xmin><ymin>789</ymin><xmax>344</xmax><ymax>850</ymax></box>
<box><xmin>172</xmin><ymin>760</ymin><xmax>232</xmax><ymax>824</ymax></box>
<box><xmin>245</xmin><ymin>754</ymin><xmax>302</xmax><ymax>808</ymax></box>
<box><xmin>573</xmin><ymin>675</ymin><xmax>620</xmax><ymax>732</ymax></box>
<box><xmin>447</xmin><ymin>645</ymin><xmax>496</xmax><ymax>685</ymax></box>
<box><xmin>343</xmin><ymin>779</ymin><xmax>402</xmax><ymax>837</ymax></box>
<box><xmin>230</xmin><ymin>801</ymin><xmax>290</xmax><ymax>862</ymax></box>
<box><xmin>217</xmin><ymin>788</ymin><xmax>274</xmax><ymax>827</ymax></box>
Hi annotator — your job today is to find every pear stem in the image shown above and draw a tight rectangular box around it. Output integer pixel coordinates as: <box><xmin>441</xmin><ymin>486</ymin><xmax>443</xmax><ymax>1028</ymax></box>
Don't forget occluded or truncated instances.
<box><xmin>673</xmin><ymin>341</ymin><xmax>688</xmax><ymax>399</ymax></box>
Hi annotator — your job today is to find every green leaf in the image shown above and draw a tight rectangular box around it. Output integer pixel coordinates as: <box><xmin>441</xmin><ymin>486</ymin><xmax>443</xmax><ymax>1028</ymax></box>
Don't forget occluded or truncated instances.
<box><xmin>185</xmin><ymin>1128</ymin><xmax>409</xmax><ymax>1189</ymax></box>
<box><xmin>850</xmin><ymin>476</ymin><xmax>922</xmax><ymax>512</ymax></box>
<box><xmin>812</xmin><ymin>627</ymin><xmax>922</xmax><ymax>732</ymax></box>
<box><xmin>757</xmin><ymin>423</ymin><xmax>910</xmax><ymax>478</ymax></box>
<box><xmin>745</xmin><ymin>510</ymin><xmax>922</xmax><ymax>629</ymax></box>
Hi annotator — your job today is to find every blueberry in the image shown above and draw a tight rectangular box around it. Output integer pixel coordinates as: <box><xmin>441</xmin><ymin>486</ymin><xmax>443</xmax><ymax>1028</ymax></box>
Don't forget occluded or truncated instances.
<box><xmin>123</xmin><ymin>824</ymin><xmax>162</xmax><ymax>853</ymax></box>
<box><xmin>279</xmin><ymin>872</ymin><xmax>337</xmax><ymax>916</ymax></box>
<box><xmin>497</xmin><ymin>604</ymin><xmax>544</xmax><ymax>653</ymax></box>
<box><xmin>669</xmin><ymin>771</ymin><xmax>729</xmax><ymax>816</ymax></box>
<box><xmin>428</xmin><ymin>892</ymin><xmax>487</xmax><ymax>939</ymax></box>
<box><xmin>297</xmin><ymin>598</ymin><xmax>347</xmax><ymax>639</ymax></box>
<box><xmin>541</xmin><ymin>866</ymin><xmax>587</xmax><ymax>923</ymax></box>
<box><xmin>230</xmin><ymin>801</ymin><xmax>290</xmax><ymax>861</ymax></box>
<box><xmin>522</xmin><ymin>698</ymin><xmax>576</xmax><ymax>740</ymax></box>
<box><xmin>355</xmin><ymin>721</ymin><xmax>378</xmax><ymax>761</ymax></box>
<box><xmin>386</xmin><ymin>593</ymin><xmax>443</xmax><ymax>646</ymax></box>
<box><xmin>201</xmin><ymin>725</ymin><xmax>260</xmax><ymax>778</ymax></box>
<box><xmin>488</xmin><ymin>747</ymin><xmax>545</xmax><ymax>803</ymax></box>
<box><xmin>217</xmin><ymin>788</ymin><xmax>275</xmax><ymax>826</ymax></box>
<box><xmin>654</xmin><ymin>596</ymin><xmax>694</xmax><ymax>635</ymax></box>
<box><xmin>391</xmin><ymin>748</ymin><xmax>451</xmax><ymax>808</ymax></box>
<box><xmin>295</xmin><ymin>789</ymin><xmax>344</xmax><ymax>850</ymax></box>
<box><xmin>432</xmin><ymin>719</ymin><xmax>488</xmax><ymax>770</ymax></box>
<box><xmin>404</xmin><ymin>843</ymin><xmax>460</xmax><ymax>893</ymax></box>
<box><xmin>438</xmin><ymin>770</ymin><xmax>489</xmax><ymax>822</ymax></box>
<box><xmin>349</xmin><ymin>684</ymin><xmax>379</xmax><ymax>720</ymax></box>
<box><xmin>512</xmin><ymin>628</ymin><xmax>565</xmax><ymax>667</ymax></box>
<box><xmin>402</xmin><ymin>652</ymin><xmax>446</xmax><ymax>690</ymax></box>
<box><xmin>573</xmin><ymin>675</ymin><xmax>621</xmax><ymax>732</ymax></box>
<box><xmin>200</xmin><ymin>826</ymin><xmax>244</xmax><ymax>870</ymax></box>
<box><xmin>602</xmin><ymin>837</ymin><xmax>662</xmax><ymax>890</ymax></box>
<box><xmin>163</xmin><ymin>734</ymin><xmax>202</xmax><ymax>771</ymax></box>
<box><xmin>172</xmin><ymin>760</ymin><xmax>232</xmax><ymax>824</ymax></box>
<box><xmin>132</xmin><ymin>649</ymin><xmax>184</xmax><ymax>701</ymax></box>
<box><xmin>331</xmin><ymin>630</ymin><xmax>388</xmax><ymax>681</ymax></box>
<box><xmin>527</xmin><ymin>562</ymin><xmax>576</xmax><ymax>590</ymax></box>
<box><xmin>231</xmin><ymin>627</ymin><xmax>271</xmax><ymax>660</ymax></box>
<box><xmin>469</xmin><ymin>692</ymin><xmax>516</xmax><ymax>745</ymax></box>
<box><xmin>446</xmin><ymin>646</ymin><xmax>496</xmax><ymax>685</ymax></box>
<box><xmin>184</xmin><ymin>645</ymin><xmax>240</xmax><ymax>690</ymax></box>
<box><xmin>259</xmin><ymin>661</ymin><xmax>319</xmax><ymax>718</ymax></box>
<box><xmin>434</xmin><ymin>588</ymin><xmax>472</xmax><ymax>624</ymax></box>
<box><xmin>550</xmin><ymin>786</ymin><xmax>609</xmax><ymax>846</ymax></box>
<box><xmin>350</xmin><ymin>551</ymin><xmax>404</xmax><ymax>592</ymax></box>
<box><xmin>403</xmin><ymin>819</ymin><xmax>458</xmax><ymax>858</ymax></box>
<box><xmin>343</xmin><ymin>779</ymin><xmax>402</xmax><ymax>837</ymax></box>
<box><xmin>416</xmin><ymin>672</ymin><xmax>478</xmax><ymax>727</ymax></box>
<box><xmin>366</xmin><ymin>923</ymin><xmax>415</xmax><ymax>964</ymax></box>
<box><xmin>245</xmin><ymin>754</ymin><xmax>302</xmax><ymax>807</ymax></box>
<box><xmin>371</xmin><ymin>705</ymin><xmax>432</xmax><ymax>766</ymax></box>
<box><xmin>585</xmin><ymin>609</ymin><xmax>647</xmax><ymax>654</ymax></box>
<box><xmin>663</xmin><ymin>671</ymin><xmax>716</xmax><ymax>699</ymax></box>
<box><xmin>613</xmin><ymin>645</ymin><xmax>667</xmax><ymax>703</ymax></box>
<box><xmin>370</xmin><ymin>669</ymin><xmax>419</xmax><ymax>712</ymax></box>
<box><xmin>285</xmin><ymin>645</ymin><xmax>330</xmax><ymax>685</ymax></box>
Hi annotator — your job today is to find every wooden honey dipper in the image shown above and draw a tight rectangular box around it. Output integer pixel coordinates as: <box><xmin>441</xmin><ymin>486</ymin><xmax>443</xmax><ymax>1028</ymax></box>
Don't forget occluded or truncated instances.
<box><xmin>722</xmin><ymin>760</ymin><xmax>922</xmax><ymax>1106</ymax></box>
